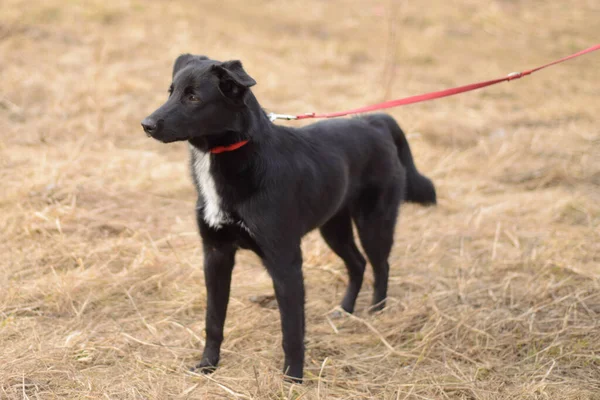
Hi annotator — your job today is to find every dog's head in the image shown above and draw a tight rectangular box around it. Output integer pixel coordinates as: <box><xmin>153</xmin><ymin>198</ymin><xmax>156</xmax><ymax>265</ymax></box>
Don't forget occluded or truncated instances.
<box><xmin>141</xmin><ymin>54</ymin><xmax>256</xmax><ymax>143</ymax></box>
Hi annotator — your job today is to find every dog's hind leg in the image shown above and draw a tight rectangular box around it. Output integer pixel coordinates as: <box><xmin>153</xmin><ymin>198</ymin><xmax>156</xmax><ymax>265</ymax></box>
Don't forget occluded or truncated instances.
<box><xmin>193</xmin><ymin>241</ymin><xmax>237</xmax><ymax>373</ymax></box>
<box><xmin>352</xmin><ymin>185</ymin><xmax>402</xmax><ymax>312</ymax></box>
<box><xmin>319</xmin><ymin>207</ymin><xmax>366</xmax><ymax>313</ymax></box>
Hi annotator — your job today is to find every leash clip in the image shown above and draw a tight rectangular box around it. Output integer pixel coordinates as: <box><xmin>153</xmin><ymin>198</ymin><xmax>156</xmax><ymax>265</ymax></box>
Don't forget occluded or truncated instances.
<box><xmin>506</xmin><ymin>71</ymin><xmax>522</xmax><ymax>81</ymax></box>
<box><xmin>268</xmin><ymin>112</ymin><xmax>298</xmax><ymax>122</ymax></box>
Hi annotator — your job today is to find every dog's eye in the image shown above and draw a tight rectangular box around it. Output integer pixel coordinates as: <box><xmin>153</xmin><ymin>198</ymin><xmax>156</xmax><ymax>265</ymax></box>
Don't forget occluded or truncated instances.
<box><xmin>188</xmin><ymin>94</ymin><xmax>201</xmax><ymax>102</ymax></box>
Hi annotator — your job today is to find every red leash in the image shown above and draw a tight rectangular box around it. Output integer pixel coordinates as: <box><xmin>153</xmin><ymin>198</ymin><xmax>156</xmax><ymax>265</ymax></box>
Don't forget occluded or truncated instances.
<box><xmin>267</xmin><ymin>44</ymin><xmax>599</xmax><ymax>122</ymax></box>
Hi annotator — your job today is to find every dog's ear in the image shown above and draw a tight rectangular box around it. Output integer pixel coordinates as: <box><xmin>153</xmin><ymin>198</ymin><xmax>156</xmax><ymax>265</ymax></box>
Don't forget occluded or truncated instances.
<box><xmin>172</xmin><ymin>54</ymin><xmax>209</xmax><ymax>78</ymax></box>
<box><xmin>212</xmin><ymin>60</ymin><xmax>256</xmax><ymax>102</ymax></box>
<box><xmin>213</xmin><ymin>60</ymin><xmax>256</xmax><ymax>89</ymax></box>
<box><xmin>172</xmin><ymin>54</ymin><xmax>194</xmax><ymax>78</ymax></box>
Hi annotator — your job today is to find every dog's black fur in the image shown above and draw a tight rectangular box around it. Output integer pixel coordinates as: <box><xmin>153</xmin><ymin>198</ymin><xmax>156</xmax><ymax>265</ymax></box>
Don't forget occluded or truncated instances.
<box><xmin>142</xmin><ymin>54</ymin><xmax>436</xmax><ymax>382</ymax></box>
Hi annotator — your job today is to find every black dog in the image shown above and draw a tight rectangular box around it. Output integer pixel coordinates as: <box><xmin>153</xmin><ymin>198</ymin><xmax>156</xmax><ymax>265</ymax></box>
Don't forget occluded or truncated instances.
<box><xmin>141</xmin><ymin>54</ymin><xmax>436</xmax><ymax>382</ymax></box>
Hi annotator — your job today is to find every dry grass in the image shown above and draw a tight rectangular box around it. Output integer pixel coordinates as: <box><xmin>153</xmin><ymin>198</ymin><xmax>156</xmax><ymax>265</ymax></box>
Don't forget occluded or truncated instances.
<box><xmin>1</xmin><ymin>0</ymin><xmax>599</xmax><ymax>398</ymax></box>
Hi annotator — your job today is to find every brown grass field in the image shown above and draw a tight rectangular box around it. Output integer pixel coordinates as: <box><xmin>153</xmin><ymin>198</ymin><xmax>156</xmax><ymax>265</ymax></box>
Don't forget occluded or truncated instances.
<box><xmin>1</xmin><ymin>0</ymin><xmax>599</xmax><ymax>398</ymax></box>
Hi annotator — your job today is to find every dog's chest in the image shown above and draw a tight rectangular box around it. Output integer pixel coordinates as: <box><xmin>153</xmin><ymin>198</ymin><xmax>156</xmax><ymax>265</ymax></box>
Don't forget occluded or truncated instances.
<box><xmin>191</xmin><ymin>149</ymin><xmax>232</xmax><ymax>229</ymax></box>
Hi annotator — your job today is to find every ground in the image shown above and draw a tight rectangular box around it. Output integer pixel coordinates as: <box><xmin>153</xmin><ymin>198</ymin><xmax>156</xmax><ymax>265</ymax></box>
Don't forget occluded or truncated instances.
<box><xmin>1</xmin><ymin>0</ymin><xmax>599</xmax><ymax>399</ymax></box>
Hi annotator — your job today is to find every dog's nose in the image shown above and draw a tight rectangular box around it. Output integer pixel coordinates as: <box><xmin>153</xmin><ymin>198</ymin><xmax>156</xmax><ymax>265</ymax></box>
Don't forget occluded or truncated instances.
<box><xmin>141</xmin><ymin>118</ymin><xmax>159</xmax><ymax>136</ymax></box>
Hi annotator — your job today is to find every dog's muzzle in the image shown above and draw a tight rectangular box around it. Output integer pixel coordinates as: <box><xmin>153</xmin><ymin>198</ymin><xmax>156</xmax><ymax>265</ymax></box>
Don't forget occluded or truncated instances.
<box><xmin>141</xmin><ymin>117</ymin><xmax>162</xmax><ymax>137</ymax></box>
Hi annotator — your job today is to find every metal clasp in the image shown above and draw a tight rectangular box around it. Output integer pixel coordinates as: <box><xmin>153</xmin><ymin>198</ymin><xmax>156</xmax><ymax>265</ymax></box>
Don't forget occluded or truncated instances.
<box><xmin>267</xmin><ymin>112</ymin><xmax>298</xmax><ymax>122</ymax></box>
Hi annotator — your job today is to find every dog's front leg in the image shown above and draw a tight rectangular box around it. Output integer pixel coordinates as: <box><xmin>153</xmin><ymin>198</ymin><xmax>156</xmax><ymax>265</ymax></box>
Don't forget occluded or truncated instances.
<box><xmin>194</xmin><ymin>242</ymin><xmax>236</xmax><ymax>373</ymax></box>
<box><xmin>264</xmin><ymin>247</ymin><xmax>305</xmax><ymax>383</ymax></box>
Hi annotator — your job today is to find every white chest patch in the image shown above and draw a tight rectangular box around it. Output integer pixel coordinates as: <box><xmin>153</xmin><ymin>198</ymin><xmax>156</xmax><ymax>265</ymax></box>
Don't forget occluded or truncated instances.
<box><xmin>190</xmin><ymin>147</ymin><xmax>231</xmax><ymax>229</ymax></box>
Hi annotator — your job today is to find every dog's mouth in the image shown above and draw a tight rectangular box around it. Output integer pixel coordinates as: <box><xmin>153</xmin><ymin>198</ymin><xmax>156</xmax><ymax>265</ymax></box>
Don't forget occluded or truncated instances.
<box><xmin>152</xmin><ymin>135</ymin><xmax>191</xmax><ymax>144</ymax></box>
<box><xmin>146</xmin><ymin>129</ymin><xmax>192</xmax><ymax>143</ymax></box>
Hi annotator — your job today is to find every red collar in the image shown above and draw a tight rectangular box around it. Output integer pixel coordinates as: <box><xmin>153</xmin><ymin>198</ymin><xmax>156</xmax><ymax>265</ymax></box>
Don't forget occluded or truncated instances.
<box><xmin>209</xmin><ymin>139</ymin><xmax>250</xmax><ymax>154</ymax></box>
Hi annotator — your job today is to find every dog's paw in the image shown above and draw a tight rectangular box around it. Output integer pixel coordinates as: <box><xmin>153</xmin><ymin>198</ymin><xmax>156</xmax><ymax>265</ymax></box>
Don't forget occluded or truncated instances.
<box><xmin>329</xmin><ymin>305</ymin><xmax>353</xmax><ymax>319</ymax></box>
<box><xmin>190</xmin><ymin>359</ymin><xmax>218</xmax><ymax>374</ymax></box>
<box><xmin>284</xmin><ymin>374</ymin><xmax>303</xmax><ymax>384</ymax></box>
<box><xmin>368</xmin><ymin>301</ymin><xmax>386</xmax><ymax>314</ymax></box>
<box><xmin>283</xmin><ymin>368</ymin><xmax>303</xmax><ymax>384</ymax></box>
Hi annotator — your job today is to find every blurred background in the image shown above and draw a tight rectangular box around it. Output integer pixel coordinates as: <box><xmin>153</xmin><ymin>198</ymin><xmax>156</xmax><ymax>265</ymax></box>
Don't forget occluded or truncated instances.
<box><xmin>1</xmin><ymin>0</ymin><xmax>599</xmax><ymax>399</ymax></box>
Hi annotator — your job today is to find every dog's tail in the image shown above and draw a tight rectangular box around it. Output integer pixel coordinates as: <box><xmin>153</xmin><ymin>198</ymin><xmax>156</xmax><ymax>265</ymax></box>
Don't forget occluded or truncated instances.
<box><xmin>372</xmin><ymin>114</ymin><xmax>437</xmax><ymax>205</ymax></box>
